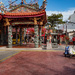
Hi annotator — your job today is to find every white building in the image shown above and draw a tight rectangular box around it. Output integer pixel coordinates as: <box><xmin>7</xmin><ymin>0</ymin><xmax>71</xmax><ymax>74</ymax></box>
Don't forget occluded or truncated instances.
<box><xmin>69</xmin><ymin>11</ymin><xmax>75</xmax><ymax>23</ymax></box>
<box><xmin>56</xmin><ymin>11</ymin><xmax>75</xmax><ymax>32</ymax></box>
<box><xmin>55</xmin><ymin>11</ymin><xmax>75</xmax><ymax>42</ymax></box>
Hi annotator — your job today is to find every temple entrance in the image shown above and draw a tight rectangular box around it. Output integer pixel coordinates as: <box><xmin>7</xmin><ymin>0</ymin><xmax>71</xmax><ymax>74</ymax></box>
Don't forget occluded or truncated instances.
<box><xmin>12</xmin><ymin>27</ymin><xmax>35</xmax><ymax>48</ymax></box>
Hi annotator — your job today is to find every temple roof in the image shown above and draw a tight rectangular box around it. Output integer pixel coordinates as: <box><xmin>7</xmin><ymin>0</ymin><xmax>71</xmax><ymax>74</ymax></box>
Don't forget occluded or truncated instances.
<box><xmin>0</xmin><ymin>10</ymin><xmax>46</xmax><ymax>19</ymax></box>
<box><xmin>0</xmin><ymin>0</ymin><xmax>47</xmax><ymax>24</ymax></box>
<box><xmin>4</xmin><ymin>10</ymin><xmax>45</xmax><ymax>16</ymax></box>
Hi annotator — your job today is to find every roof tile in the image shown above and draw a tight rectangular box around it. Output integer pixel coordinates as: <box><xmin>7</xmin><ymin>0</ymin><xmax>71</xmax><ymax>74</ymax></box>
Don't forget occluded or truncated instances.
<box><xmin>4</xmin><ymin>10</ymin><xmax>45</xmax><ymax>16</ymax></box>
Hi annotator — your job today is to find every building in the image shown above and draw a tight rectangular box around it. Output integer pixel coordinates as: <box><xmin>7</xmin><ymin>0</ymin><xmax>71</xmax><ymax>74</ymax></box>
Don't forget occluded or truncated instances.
<box><xmin>0</xmin><ymin>0</ymin><xmax>47</xmax><ymax>48</ymax></box>
<box><xmin>56</xmin><ymin>11</ymin><xmax>75</xmax><ymax>44</ymax></box>
<box><xmin>69</xmin><ymin>11</ymin><xmax>75</xmax><ymax>23</ymax></box>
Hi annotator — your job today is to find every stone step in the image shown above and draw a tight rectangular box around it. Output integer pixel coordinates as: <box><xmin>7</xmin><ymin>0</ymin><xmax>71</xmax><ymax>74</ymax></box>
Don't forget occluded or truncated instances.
<box><xmin>0</xmin><ymin>46</ymin><xmax>6</xmax><ymax>49</ymax></box>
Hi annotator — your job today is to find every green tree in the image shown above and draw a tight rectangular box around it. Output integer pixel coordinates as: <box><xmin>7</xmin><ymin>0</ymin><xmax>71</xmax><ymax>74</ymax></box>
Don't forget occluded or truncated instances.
<box><xmin>47</xmin><ymin>13</ymin><xmax>64</xmax><ymax>27</ymax></box>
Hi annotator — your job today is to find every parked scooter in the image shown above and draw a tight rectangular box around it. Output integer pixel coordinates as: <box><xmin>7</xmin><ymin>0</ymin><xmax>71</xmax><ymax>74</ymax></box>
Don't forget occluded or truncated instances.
<box><xmin>64</xmin><ymin>46</ymin><xmax>75</xmax><ymax>58</ymax></box>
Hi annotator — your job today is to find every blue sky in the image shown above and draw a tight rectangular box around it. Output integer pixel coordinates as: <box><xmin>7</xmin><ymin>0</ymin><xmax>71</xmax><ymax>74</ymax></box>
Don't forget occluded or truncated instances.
<box><xmin>45</xmin><ymin>0</ymin><xmax>75</xmax><ymax>21</ymax></box>
<box><xmin>0</xmin><ymin>0</ymin><xmax>75</xmax><ymax>20</ymax></box>
<box><xmin>1</xmin><ymin>0</ymin><xmax>75</xmax><ymax>11</ymax></box>
<box><xmin>46</xmin><ymin>0</ymin><xmax>75</xmax><ymax>11</ymax></box>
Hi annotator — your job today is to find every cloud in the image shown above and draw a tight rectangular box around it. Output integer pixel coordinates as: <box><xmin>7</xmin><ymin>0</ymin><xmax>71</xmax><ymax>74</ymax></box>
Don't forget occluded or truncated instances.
<box><xmin>46</xmin><ymin>8</ymin><xmax>75</xmax><ymax>21</ymax></box>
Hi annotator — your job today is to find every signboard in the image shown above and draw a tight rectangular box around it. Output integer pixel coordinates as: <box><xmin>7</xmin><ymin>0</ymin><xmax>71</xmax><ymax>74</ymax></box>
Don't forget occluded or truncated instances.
<box><xmin>12</xmin><ymin>22</ymin><xmax>34</xmax><ymax>25</ymax></box>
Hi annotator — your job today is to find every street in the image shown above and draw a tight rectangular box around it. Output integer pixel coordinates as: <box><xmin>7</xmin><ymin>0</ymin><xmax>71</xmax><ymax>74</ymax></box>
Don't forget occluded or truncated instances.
<box><xmin>0</xmin><ymin>50</ymin><xmax>19</xmax><ymax>62</ymax></box>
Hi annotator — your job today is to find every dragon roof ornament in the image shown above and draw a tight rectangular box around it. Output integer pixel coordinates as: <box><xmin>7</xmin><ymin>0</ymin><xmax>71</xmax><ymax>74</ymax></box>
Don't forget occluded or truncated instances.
<box><xmin>40</xmin><ymin>0</ymin><xmax>47</xmax><ymax>10</ymax></box>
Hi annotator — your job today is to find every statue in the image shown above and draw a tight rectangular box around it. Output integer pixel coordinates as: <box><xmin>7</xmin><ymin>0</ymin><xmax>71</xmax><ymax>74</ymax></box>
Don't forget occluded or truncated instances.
<box><xmin>0</xmin><ymin>2</ymin><xmax>5</xmax><ymax>13</ymax></box>
<box><xmin>21</xmin><ymin>0</ymin><xmax>27</xmax><ymax>4</ymax></box>
<box><xmin>24</xmin><ymin>0</ymin><xmax>27</xmax><ymax>4</ymax></box>
<box><xmin>40</xmin><ymin>0</ymin><xmax>47</xmax><ymax>9</ymax></box>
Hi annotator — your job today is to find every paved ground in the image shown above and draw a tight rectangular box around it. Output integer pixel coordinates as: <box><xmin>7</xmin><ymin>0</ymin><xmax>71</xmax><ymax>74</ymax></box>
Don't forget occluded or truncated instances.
<box><xmin>0</xmin><ymin>51</ymin><xmax>75</xmax><ymax>75</ymax></box>
<box><xmin>13</xmin><ymin>43</ymin><xmax>35</xmax><ymax>48</ymax></box>
<box><xmin>0</xmin><ymin>51</ymin><xmax>19</xmax><ymax>62</ymax></box>
<box><xmin>0</xmin><ymin>43</ymin><xmax>66</xmax><ymax>51</ymax></box>
<box><xmin>12</xmin><ymin>43</ymin><xmax>66</xmax><ymax>50</ymax></box>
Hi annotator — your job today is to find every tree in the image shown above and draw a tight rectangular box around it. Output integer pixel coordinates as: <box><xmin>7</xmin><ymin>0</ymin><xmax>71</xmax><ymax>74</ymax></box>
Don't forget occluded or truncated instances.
<box><xmin>47</xmin><ymin>13</ymin><xmax>64</xmax><ymax>27</ymax></box>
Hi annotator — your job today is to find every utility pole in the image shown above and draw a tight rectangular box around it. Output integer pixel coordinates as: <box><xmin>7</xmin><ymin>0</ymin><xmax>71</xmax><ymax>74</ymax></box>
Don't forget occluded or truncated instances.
<box><xmin>66</xmin><ymin>21</ymin><xmax>68</xmax><ymax>36</ymax></box>
<box><xmin>65</xmin><ymin>21</ymin><xmax>68</xmax><ymax>47</ymax></box>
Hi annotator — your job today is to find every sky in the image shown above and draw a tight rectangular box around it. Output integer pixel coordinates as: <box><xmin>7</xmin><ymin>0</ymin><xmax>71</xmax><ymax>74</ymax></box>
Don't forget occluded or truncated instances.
<box><xmin>46</xmin><ymin>0</ymin><xmax>75</xmax><ymax>21</ymax></box>
<box><xmin>0</xmin><ymin>0</ymin><xmax>75</xmax><ymax>21</ymax></box>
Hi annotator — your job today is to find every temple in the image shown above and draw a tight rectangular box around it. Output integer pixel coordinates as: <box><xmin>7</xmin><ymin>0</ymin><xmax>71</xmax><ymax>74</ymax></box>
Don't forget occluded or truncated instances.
<box><xmin>0</xmin><ymin>0</ymin><xmax>47</xmax><ymax>48</ymax></box>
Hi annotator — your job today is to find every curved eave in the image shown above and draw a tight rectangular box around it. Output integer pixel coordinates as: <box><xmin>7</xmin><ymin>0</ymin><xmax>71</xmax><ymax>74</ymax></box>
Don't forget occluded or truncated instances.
<box><xmin>43</xmin><ymin>11</ymin><xmax>47</xmax><ymax>25</ymax></box>
<box><xmin>3</xmin><ymin>13</ymin><xmax>45</xmax><ymax>18</ymax></box>
<box><xmin>3</xmin><ymin>10</ymin><xmax>46</xmax><ymax>18</ymax></box>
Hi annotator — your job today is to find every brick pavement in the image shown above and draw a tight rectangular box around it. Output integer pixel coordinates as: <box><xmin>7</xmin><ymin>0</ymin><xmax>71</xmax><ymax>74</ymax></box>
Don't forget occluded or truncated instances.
<box><xmin>0</xmin><ymin>51</ymin><xmax>75</xmax><ymax>75</ymax></box>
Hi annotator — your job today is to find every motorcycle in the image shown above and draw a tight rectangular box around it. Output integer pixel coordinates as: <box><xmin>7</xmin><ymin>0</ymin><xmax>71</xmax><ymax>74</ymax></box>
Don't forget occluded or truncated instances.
<box><xmin>64</xmin><ymin>46</ymin><xmax>75</xmax><ymax>58</ymax></box>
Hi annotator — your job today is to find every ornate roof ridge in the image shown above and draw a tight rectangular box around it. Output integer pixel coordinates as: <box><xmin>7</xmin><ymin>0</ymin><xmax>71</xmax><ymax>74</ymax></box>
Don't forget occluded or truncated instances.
<box><xmin>9</xmin><ymin>3</ymin><xmax>39</xmax><ymax>12</ymax></box>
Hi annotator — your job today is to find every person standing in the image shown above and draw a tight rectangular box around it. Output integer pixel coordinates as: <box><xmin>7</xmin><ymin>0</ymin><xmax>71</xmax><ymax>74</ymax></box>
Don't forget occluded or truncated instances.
<box><xmin>57</xmin><ymin>35</ymin><xmax>60</xmax><ymax>44</ymax></box>
<box><xmin>72</xmin><ymin>36</ymin><xmax>75</xmax><ymax>47</ymax></box>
